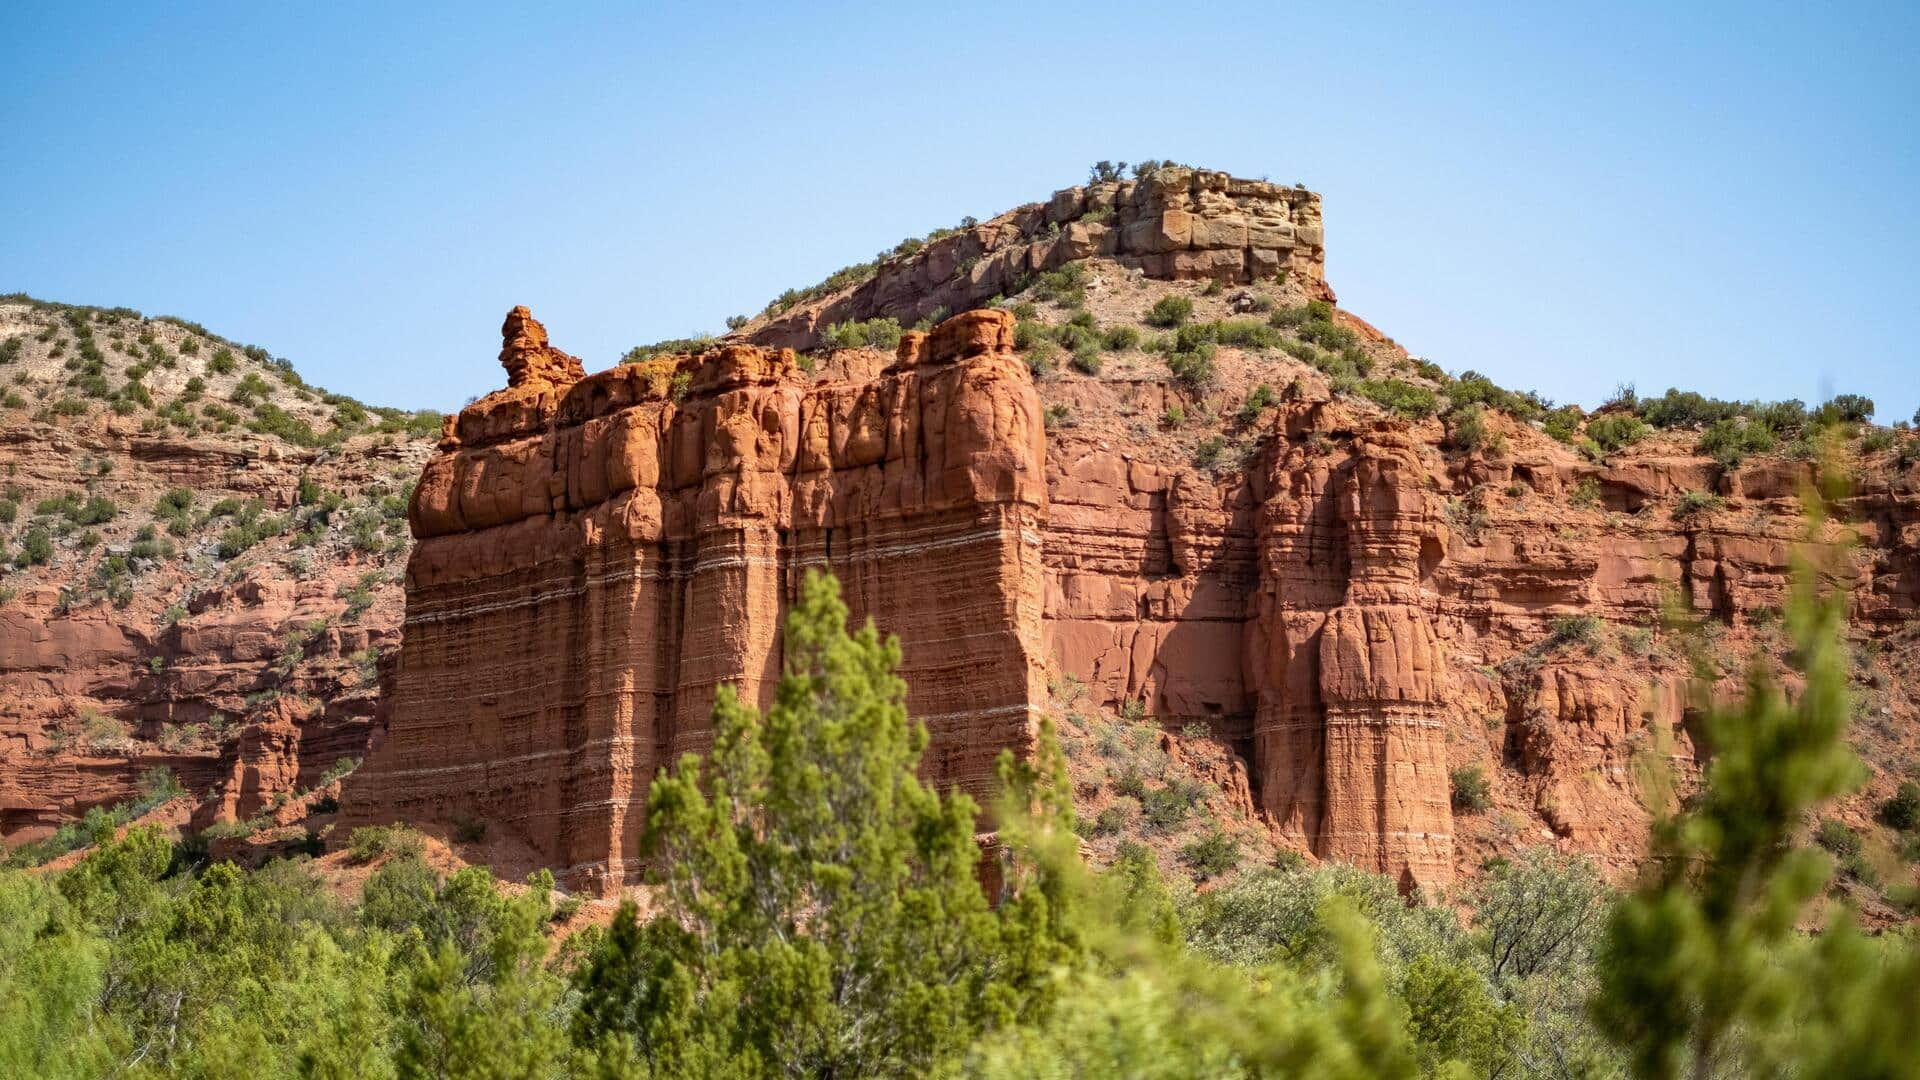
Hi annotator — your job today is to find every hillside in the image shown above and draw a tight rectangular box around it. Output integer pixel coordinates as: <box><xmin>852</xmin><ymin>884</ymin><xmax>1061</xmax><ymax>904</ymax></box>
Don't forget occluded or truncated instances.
<box><xmin>0</xmin><ymin>296</ymin><xmax>439</xmax><ymax>855</ymax></box>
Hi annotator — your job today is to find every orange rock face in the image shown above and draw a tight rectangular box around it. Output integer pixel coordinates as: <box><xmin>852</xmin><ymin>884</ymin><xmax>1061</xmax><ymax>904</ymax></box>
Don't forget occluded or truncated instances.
<box><xmin>343</xmin><ymin>309</ymin><xmax>1049</xmax><ymax>892</ymax></box>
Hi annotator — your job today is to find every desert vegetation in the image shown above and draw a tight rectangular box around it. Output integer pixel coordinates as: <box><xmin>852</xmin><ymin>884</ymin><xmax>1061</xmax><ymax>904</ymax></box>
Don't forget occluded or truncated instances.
<box><xmin>3</xmin><ymin>559</ymin><xmax>1915</xmax><ymax>1078</ymax></box>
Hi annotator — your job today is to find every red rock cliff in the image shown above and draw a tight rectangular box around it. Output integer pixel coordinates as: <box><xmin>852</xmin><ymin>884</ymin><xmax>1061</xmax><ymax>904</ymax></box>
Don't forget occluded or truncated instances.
<box><xmin>343</xmin><ymin>308</ymin><xmax>1049</xmax><ymax>892</ymax></box>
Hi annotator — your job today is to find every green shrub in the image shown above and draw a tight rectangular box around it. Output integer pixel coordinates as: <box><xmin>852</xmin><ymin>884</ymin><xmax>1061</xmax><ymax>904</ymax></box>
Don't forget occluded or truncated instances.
<box><xmin>347</xmin><ymin>824</ymin><xmax>424</xmax><ymax>864</ymax></box>
<box><xmin>1814</xmin><ymin>817</ymin><xmax>1862</xmax><ymax>858</ymax></box>
<box><xmin>1548</xmin><ymin>615</ymin><xmax>1603</xmax><ymax>650</ymax></box>
<box><xmin>1673</xmin><ymin>490</ymin><xmax>1724</xmax><ymax>519</ymax></box>
<box><xmin>1586</xmin><ymin>413</ymin><xmax>1650</xmax><ymax>453</ymax></box>
<box><xmin>1165</xmin><ymin>345</ymin><xmax>1216</xmax><ymax>392</ymax></box>
<box><xmin>70</xmin><ymin>496</ymin><xmax>118</xmax><ymax>525</ymax></box>
<box><xmin>1357</xmin><ymin>379</ymin><xmax>1438</xmax><ymax>419</ymax></box>
<box><xmin>1698</xmin><ymin>418</ymin><xmax>1776</xmax><ymax>466</ymax></box>
<box><xmin>1141</xmin><ymin>786</ymin><xmax>1190</xmax><ymax>830</ymax></box>
<box><xmin>1445</xmin><ymin>404</ymin><xmax>1503</xmax><ymax>454</ymax></box>
<box><xmin>1180</xmin><ymin>829</ymin><xmax>1241</xmax><ymax>879</ymax></box>
<box><xmin>823</xmin><ymin>317</ymin><xmax>904</xmax><ymax>351</ymax></box>
<box><xmin>14</xmin><ymin>526</ymin><xmax>52</xmax><ymax>566</ymax></box>
<box><xmin>1878</xmin><ymin>781</ymin><xmax>1920</xmax><ymax>832</ymax></box>
<box><xmin>1813</xmin><ymin>393</ymin><xmax>1874</xmax><ymax>426</ymax></box>
<box><xmin>1145</xmin><ymin>295</ymin><xmax>1193</xmax><ymax>328</ymax></box>
<box><xmin>1102</xmin><ymin>325</ymin><xmax>1140</xmax><ymax>351</ymax></box>
<box><xmin>1193</xmin><ymin>436</ymin><xmax>1227</xmax><ymax>469</ymax></box>
<box><xmin>1090</xmin><ymin>805</ymin><xmax>1127</xmax><ymax>837</ymax></box>
<box><xmin>1069</xmin><ymin>346</ymin><xmax>1102</xmax><ymax>375</ymax></box>
<box><xmin>1238</xmin><ymin>383</ymin><xmax>1276</xmax><ymax>421</ymax></box>
<box><xmin>621</xmin><ymin>336</ymin><xmax>714</xmax><ymax>365</ymax></box>
<box><xmin>1450</xmin><ymin>764</ymin><xmax>1492</xmax><ymax>813</ymax></box>
<box><xmin>1447</xmin><ymin>371</ymin><xmax>1546</xmax><ymax>421</ymax></box>
<box><xmin>1569</xmin><ymin>477</ymin><xmax>1602</xmax><ymax>508</ymax></box>
<box><xmin>1637</xmin><ymin>388</ymin><xmax>1740</xmax><ymax>429</ymax></box>
<box><xmin>1032</xmin><ymin>263</ymin><xmax>1089</xmax><ymax>307</ymax></box>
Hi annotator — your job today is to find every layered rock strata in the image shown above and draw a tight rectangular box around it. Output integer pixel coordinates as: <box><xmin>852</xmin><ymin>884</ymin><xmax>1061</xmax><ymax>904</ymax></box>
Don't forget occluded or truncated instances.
<box><xmin>747</xmin><ymin>167</ymin><xmax>1329</xmax><ymax>351</ymax></box>
<box><xmin>344</xmin><ymin>308</ymin><xmax>1048</xmax><ymax>892</ymax></box>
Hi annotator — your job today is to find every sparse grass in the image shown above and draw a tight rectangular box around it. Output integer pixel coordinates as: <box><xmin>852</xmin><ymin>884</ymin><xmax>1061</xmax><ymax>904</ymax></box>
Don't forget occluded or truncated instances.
<box><xmin>1673</xmin><ymin>490</ymin><xmax>1724</xmax><ymax>520</ymax></box>
<box><xmin>1548</xmin><ymin>615</ymin><xmax>1604</xmax><ymax>651</ymax></box>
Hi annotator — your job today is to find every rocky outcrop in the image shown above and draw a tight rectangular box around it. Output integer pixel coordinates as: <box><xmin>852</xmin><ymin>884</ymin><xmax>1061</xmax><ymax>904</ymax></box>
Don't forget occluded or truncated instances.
<box><xmin>746</xmin><ymin>167</ymin><xmax>1329</xmax><ymax>351</ymax></box>
<box><xmin>344</xmin><ymin>309</ymin><xmax>1049</xmax><ymax>893</ymax></box>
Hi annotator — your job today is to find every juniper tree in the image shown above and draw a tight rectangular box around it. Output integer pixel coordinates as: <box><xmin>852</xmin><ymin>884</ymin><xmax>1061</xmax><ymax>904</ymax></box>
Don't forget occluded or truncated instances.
<box><xmin>1594</xmin><ymin>500</ymin><xmax>1920</xmax><ymax>1079</ymax></box>
<box><xmin>572</xmin><ymin>570</ymin><xmax>1077</xmax><ymax>1078</ymax></box>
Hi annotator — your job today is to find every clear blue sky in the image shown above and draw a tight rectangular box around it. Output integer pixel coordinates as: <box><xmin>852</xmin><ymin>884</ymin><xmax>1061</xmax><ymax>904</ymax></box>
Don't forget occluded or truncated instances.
<box><xmin>3</xmin><ymin>2</ymin><xmax>1914</xmax><ymax>418</ymax></box>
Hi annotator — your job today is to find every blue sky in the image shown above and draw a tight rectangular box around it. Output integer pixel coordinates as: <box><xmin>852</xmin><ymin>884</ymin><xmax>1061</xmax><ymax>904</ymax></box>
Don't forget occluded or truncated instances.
<box><xmin>3</xmin><ymin>2</ymin><xmax>1914</xmax><ymax>418</ymax></box>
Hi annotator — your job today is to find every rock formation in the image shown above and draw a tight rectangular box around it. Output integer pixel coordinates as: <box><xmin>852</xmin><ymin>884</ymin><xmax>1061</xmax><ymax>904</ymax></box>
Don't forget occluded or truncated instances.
<box><xmin>747</xmin><ymin>167</ymin><xmax>1329</xmax><ymax>352</ymax></box>
<box><xmin>8</xmin><ymin>177</ymin><xmax>1917</xmax><ymax>903</ymax></box>
<box><xmin>343</xmin><ymin>308</ymin><xmax>1049</xmax><ymax>892</ymax></box>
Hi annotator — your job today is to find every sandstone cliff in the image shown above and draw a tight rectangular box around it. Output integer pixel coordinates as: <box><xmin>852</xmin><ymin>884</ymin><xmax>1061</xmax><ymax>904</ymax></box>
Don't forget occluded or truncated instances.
<box><xmin>342</xmin><ymin>308</ymin><xmax>1050</xmax><ymax>892</ymax></box>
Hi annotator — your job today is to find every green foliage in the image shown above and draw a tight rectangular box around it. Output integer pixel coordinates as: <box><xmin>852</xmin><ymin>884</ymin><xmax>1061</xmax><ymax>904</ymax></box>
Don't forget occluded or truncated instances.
<box><xmin>1814</xmin><ymin>393</ymin><xmax>1874</xmax><ymax>426</ymax></box>
<box><xmin>1102</xmin><ymin>324</ymin><xmax>1140</xmax><ymax>351</ymax></box>
<box><xmin>1357</xmin><ymin>378</ymin><xmax>1439</xmax><ymax>419</ymax></box>
<box><xmin>569</xmin><ymin>570</ymin><xmax>1078</xmax><ymax>1076</ymax></box>
<box><xmin>1445</xmin><ymin>402</ymin><xmax>1506</xmax><ymax>454</ymax></box>
<box><xmin>1586</xmin><ymin>413</ymin><xmax>1651</xmax><ymax>453</ymax></box>
<box><xmin>1697</xmin><ymin>416</ymin><xmax>1778</xmax><ymax>466</ymax></box>
<box><xmin>1031</xmin><ymin>262</ymin><xmax>1089</xmax><ymax>307</ymax></box>
<box><xmin>1673</xmin><ymin>489</ymin><xmax>1724</xmax><ymax>520</ymax></box>
<box><xmin>621</xmin><ymin>335</ymin><xmax>714</xmax><ymax>365</ymax></box>
<box><xmin>1179</xmin><ymin>829</ymin><xmax>1240</xmax><ymax>879</ymax></box>
<box><xmin>1450</xmin><ymin>764</ymin><xmax>1492</xmax><ymax>813</ymax></box>
<box><xmin>1467</xmin><ymin>848</ymin><xmax>1609</xmax><ymax>984</ymax></box>
<box><xmin>1239</xmin><ymin>382</ymin><xmax>1276</xmax><ymax>421</ymax></box>
<box><xmin>1164</xmin><ymin>342</ymin><xmax>1217</xmax><ymax>392</ymax></box>
<box><xmin>1879</xmin><ymin>781</ymin><xmax>1920</xmax><ymax>832</ymax></box>
<box><xmin>347</xmin><ymin>824</ymin><xmax>424</xmax><ymax>864</ymax></box>
<box><xmin>1547</xmin><ymin>614</ymin><xmax>1603</xmax><ymax>651</ymax></box>
<box><xmin>1145</xmin><ymin>295</ymin><xmax>1193</xmax><ymax>327</ymax></box>
<box><xmin>1192</xmin><ymin>435</ymin><xmax>1227</xmax><ymax>470</ymax></box>
<box><xmin>13</xmin><ymin>526</ymin><xmax>52</xmax><ymax>567</ymax></box>
<box><xmin>1445</xmin><ymin>370</ymin><xmax>1548</xmax><ymax>422</ymax></box>
<box><xmin>823</xmin><ymin>316</ymin><xmax>904</xmax><ymax>351</ymax></box>
<box><xmin>1593</xmin><ymin>526</ymin><xmax>1920</xmax><ymax>1078</ymax></box>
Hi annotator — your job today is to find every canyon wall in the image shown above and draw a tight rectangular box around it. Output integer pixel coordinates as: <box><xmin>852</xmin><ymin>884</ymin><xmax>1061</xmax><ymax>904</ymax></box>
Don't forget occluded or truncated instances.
<box><xmin>343</xmin><ymin>308</ymin><xmax>1049</xmax><ymax>892</ymax></box>
<box><xmin>356</xmin><ymin>302</ymin><xmax>1920</xmax><ymax>898</ymax></box>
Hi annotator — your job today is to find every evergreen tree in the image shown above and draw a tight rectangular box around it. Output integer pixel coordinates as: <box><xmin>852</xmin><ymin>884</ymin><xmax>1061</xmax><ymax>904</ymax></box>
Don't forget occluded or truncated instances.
<box><xmin>1594</xmin><ymin>507</ymin><xmax>1920</xmax><ymax>1078</ymax></box>
<box><xmin>572</xmin><ymin>570</ymin><xmax>1076</xmax><ymax>1077</ymax></box>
